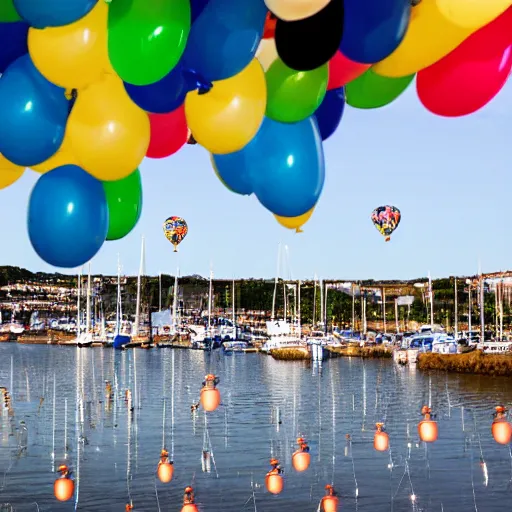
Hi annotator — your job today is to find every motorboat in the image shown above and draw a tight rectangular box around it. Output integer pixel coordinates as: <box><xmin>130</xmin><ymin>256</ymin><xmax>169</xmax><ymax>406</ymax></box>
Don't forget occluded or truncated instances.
<box><xmin>223</xmin><ymin>341</ymin><xmax>249</xmax><ymax>354</ymax></box>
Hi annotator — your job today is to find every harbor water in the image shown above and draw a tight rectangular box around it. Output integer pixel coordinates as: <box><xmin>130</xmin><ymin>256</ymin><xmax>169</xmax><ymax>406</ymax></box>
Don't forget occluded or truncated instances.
<box><xmin>1</xmin><ymin>344</ymin><xmax>512</xmax><ymax>511</ymax></box>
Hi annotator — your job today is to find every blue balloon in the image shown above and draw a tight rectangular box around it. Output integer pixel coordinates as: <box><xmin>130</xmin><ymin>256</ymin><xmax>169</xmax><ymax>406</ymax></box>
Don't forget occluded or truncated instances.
<box><xmin>28</xmin><ymin>165</ymin><xmax>109</xmax><ymax>268</ymax></box>
<box><xmin>340</xmin><ymin>0</ymin><xmax>411</xmax><ymax>64</ymax></box>
<box><xmin>124</xmin><ymin>61</ymin><xmax>189</xmax><ymax>114</ymax></box>
<box><xmin>191</xmin><ymin>0</ymin><xmax>210</xmax><ymax>22</ymax></box>
<box><xmin>182</xmin><ymin>0</ymin><xmax>267</xmax><ymax>83</ymax></box>
<box><xmin>212</xmin><ymin>153</ymin><xmax>253</xmax><ymax>196</ymax></box>
<box><xmin>213</xmin><ymin>117</ymin><xmax>324</xmax><ymax>217</ymax></box>
<box><xmin>0</xmin><ymin>54</ymin><xmax>69</xmax><ymax>166</ymax></box>
<box><xmin>0</xmin><ymin>22</ymin><xmax>28</xmax><ymax>73</ymax></box>
<box><xmin>13</xmin><ymin>0</ymin><xmax>97</xmax><ymax>29</ymax></box>
<box><xmin>314</xmin><ymin>87</ymin><xmax>345</xmax><ymax>141</ymax></box>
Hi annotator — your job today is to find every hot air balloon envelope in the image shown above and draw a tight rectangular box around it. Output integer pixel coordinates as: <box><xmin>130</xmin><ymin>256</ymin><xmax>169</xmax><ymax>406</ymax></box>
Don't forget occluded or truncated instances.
<box><xmin>163</xmin><ymin>216</ymin><xmax>188</xmax><ymax>251</ymax></box>
<box><xmin>371</xmin><ymin>205</ymin><xmax>401</xmax><ymax>241</ymax></box>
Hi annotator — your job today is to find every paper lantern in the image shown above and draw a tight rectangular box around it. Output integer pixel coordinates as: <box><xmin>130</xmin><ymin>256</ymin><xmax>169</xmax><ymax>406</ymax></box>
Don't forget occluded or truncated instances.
<box><xmin>292</xmin><ymin>450</ymin><xmax>310</xmax><ymax>472</ymax></box>
<box><xmin>266</xmin><ymin>473</ymin><xmax>284</xmax><ymax>494</ymax></box>
<box><xmin>200</xmin><ymin>388</ymin><xmax>221</xmax><ymax>412</ymax></box>
<box><xmin>374</xmin><ymin>423</ymin><xmax>389</xmax><ymax>452</ymax></box>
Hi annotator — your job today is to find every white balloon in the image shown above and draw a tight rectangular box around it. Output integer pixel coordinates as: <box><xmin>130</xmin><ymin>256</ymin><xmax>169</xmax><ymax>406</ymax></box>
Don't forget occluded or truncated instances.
<box><xmin>264</xmin><ymin>0</ymin><xmax>331</xmax><ymax>21</ymax></box>
<box><xmin>256</xmin><ymin>38</ymin><xmax>278</xmax><ymax>71</ymax></box>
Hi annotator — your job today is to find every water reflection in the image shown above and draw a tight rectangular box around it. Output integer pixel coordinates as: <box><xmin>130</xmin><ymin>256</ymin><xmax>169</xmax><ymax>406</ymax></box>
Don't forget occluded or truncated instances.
<box><xmin>0</xmin><ymin>345</ymin><xmax>512</xmax><ymax>510</ymax></box>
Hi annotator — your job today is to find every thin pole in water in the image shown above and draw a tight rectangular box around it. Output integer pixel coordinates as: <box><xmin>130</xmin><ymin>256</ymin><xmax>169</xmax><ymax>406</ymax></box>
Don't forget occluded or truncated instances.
<box><xmin>171</xmin><ymin>350</ymin><xmax>175</xmax><ymax>461</ymax></box>
<box><xmin>64</xmin><ymin>398</ymin><xmax>68</xmax><ymax>459</ymax></box>
<box><xmin>52</xmin><ymin>375</ymin><xmax>56</xmax><ymax>466</ymax></box>
<box><xmin>10</xmin><ymin>355</ymin><xmax>13</xmax><ymax>399</ymax></box>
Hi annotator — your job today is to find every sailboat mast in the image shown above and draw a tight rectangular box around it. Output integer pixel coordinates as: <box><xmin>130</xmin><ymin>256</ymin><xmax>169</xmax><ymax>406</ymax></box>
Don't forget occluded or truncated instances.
<box><xmin>232</xmin><ymin>279</ymin><xmax>236</xmax><ymax>334</ymax></box>
<box><xmin>172</xmin><ymin>269</ymin><xmax>179</xmax><ymax>331</ymax></box>
<box><xmin>271</xmin><ymin>244</ymin><xmax>281</xmax><ymax>321</ymax></box>
<box><xmin>86</xmin><ymin>263</ymin><xmax>91</xmax><ymax>333</ymax></box>
<box><xmin>428</xmin><ymin>272</ymin><xmax>434</xmax><ymax>326</ymax></box>
<box><xmin>320</xmin><ymin>278</ymin><xmax>324</xmax><ymax>329</ymax></box>
<box><xmin>298</xmin><ymin>280</ymin><xmax>301</xmax><ymax>338</ymax></box>
<box><xmin>159</xmin><ymin>272</ymin><xmax>162</xmax><ymax>312</ymax></box>
<box><xmin>134</xmin><ymin>236</ymin><xmax>145</xmax><ymax>336</ymax></box>
<box><xmin>351</xmin><ymin>283</ymin><xmax>355</xmax><ymax>331</ymax></box>
<box><xmin>454</xmin><ymin>277</ymin><xmax>458</xmax><ymax>339</ymax></box>
<box><xmin>208</xmin><ymin>269</ymin><xmax>213</xmax><ymax>334</ymax></box>
<box><xmin>116</xmin><ymin>255</ymin><xmax>121</xmax><ymax>336</ymax></box>
<box><xmin>313</xmin><ymin>274</ymin><xmax>317</xmax><ymax>327</ymax></box>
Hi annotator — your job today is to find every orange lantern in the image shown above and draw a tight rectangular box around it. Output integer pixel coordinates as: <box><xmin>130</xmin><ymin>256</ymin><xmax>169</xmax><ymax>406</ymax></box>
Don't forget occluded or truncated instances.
<box><xmin>200</xmin><ymin>388</ymin><xmax>221</xmax><ymax>412</ymax></box>
<box><xmin>157</xmin><ymin>449</ymin><xmax>174</xmax><ymax>483</ymax></box>
<box><xmin>322</xmin><ymin>484</ymin><xmax>339</xmax><ymax>512</ymax></box>
<box><xmin>374</xmin><ymin>423</ymin><xmax>389</xmax><ymax>452</ymax></box>
<box><xmin>181</xmin><ymin>486</ymin><xmax>197</xmax><ymax>512</ymax></box>
<box><xmin>266</xmin><ymin>473</ymin><xmax>284</xmax><ymax>494</ymax></box>
<box><xmin>292</xmin><ymin>436</ymin><xmax>311</xmax><ymax>472</ymax></box>
<box><xmin>492</xmin><ymin>406</ymin><xmax>512</xmax><ymax>445</ymax></box>
<box><xmin>54</xmin><ymin>465</ymin><xmax>74</xmax><ymax>502</ymax></box>
<box><xmin>158</xmin><ymin>462</ymin><xmax>174</xmax><ymax>483</ymax></box>
<box><xmin>418</xmin><ymin>406</ymin><xmax>438</xmax><ymax>443</ymax></box>
<box><xmin>292</xmin><ymin>451</ymin><xmax>310</xmax><ymax>472</ymax></box>
<box><xmin>322</xmin><ymin>495</ymin><xmax>339</xmax><ymax>512</ymax></box>
<box><xmin>266</xmin><ymin>458</ymin><xmax>284</xmax><ymax>494</ymax></box>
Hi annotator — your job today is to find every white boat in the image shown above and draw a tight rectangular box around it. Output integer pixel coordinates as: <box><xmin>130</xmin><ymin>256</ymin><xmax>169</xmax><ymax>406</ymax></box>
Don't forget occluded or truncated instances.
<box><xmin>223</xmin><ymin>341</ymin><xmax>249</xmax><ymax>353</ymax></box>
<box><xmin>478</xmin><ymin>341</ymin><xmax>512</xmax><ymax>354</ymax></box>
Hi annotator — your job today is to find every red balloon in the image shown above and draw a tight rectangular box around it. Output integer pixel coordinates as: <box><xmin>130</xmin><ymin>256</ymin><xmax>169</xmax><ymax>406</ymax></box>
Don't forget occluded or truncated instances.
<box><xmin>147</xmin><ymin>106</ymin><xmax>188</xmax><ymax>159</ymax></box>
<box><xmin>417</xmin><ymin>7</ymin><xmax>512</xmax><ymax>117</ymax></box>
<box><xmin>328</xmin><ymin>51</ymin><xmax>370</xmax><ymax>90</ymax></box>
<box><xmin>263</xmin><ymin>12</ymin><xmax>277</xmax><ymax>39</ymax></box>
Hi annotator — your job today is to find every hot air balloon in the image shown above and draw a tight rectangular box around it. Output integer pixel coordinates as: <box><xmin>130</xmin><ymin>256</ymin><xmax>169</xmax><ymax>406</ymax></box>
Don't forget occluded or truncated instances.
<box><xmin>163</xmin><ymin>216</ymin><xmax>188</xmax><ymax>252</ymax></box>
<box><xmin>371</xmin><ymin>205</ymin><xmax>401</xmax><ymax>242</ymax></box>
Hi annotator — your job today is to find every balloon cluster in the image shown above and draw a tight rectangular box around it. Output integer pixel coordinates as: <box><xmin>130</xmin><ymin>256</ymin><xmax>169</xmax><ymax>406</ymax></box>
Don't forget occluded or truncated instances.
<box><xmin>0</xmin><ymin>0</ymin><xmax>510</xmax><ymax>267</ymax></box>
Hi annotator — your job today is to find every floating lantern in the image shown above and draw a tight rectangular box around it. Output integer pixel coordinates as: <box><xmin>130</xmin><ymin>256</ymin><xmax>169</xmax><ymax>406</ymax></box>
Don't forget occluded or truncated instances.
<box><xmin>54</xmin><ymin>465</ymin><xmax>74</xmax><ymax>502</ymax></box>
<box><xmin>157</xmin><ymin>449</ymin><xmax>174</xmax><ymax>483</ymax></box>
<box><xmin>418</xmin><ymin>405</ymin><xmax>438</xmax><ymax>443</ymax></box>
<box><xmin>266</xmin><ymin>458</ymin><xmax>284</xmax><ymax>494</ymax></box>
<box><xmin>374</xmin><ymin>423</ymin><xmax>389</xmax><ymax>452</ymax></box>
<box><xmin>181</xmin><ymin>486</ymin><xmax>198</xmax><ymax>512</ymax></box>
<box><xmin>200</xmin><ymin>374</ymin><xmax>221</xmax><ymax>412</ymax></box>
<box><xmin>292</xmin><ymin>436</ymin><xmax>310</xmax><ymax>472</ymax></box>
<box><xmin>492</xmin><ymin>406</ymin><xmax>512</xmax><ymax>445</ymax></box>
<box><xmin>322</xmin><ymin>484</ymin><xmax>339</xmax><ymax>512</ymax></box>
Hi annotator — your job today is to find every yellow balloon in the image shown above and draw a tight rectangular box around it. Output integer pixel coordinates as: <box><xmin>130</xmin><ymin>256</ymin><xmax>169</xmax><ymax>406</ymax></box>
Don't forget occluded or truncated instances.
<box><xmin>28</xmin><ymin>1</ymin><xmax>112</xmax><ymax>90</ymax></box>
<box><xmin>67</xmin><ymin>73</ymin><xmax>150</xmax><ymax>181</ymax></box>
<box><xmin>374</xmin><ymin>0</ymin><xmax>474</xmax><ymax>78</ymax></box>
<box><xmin>274</xmin><ymin>207</ymin><xmax>314</xmax><ymax>233</ymax></box>
<box><xmin>185</xmin><ymin>59</ymin><xmax>267</xmax><ymax>155</ymax></box>
<box><xmin>31</xmin><ymin>132</ymin><xmax>78</xmax><ymax>174</ymax></box>
<box><xmin>264</xmin><ymin>0</ymin><xmax>331</xmax><ymax>21</ymax></box>
<box><xmin>436</xmin><ymin>0</ymin><xmax>511</xmax><ymax>28</ymax></box>
<box><xmin>256</xmin><ymin>38</ymin><xmax>278</xmax><ymax>71</ymax></box>
<box><xmin>0</xmin><ymin>154</ymin><xmax>24</xmax><ymax>190</ymax></box>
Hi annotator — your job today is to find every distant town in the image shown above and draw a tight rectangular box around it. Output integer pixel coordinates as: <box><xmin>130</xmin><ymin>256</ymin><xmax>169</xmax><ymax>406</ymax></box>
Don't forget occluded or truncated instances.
<box><xmin>1</xmin><ymin>265</ymin><xmax>512</xmax><ymax>335</ymax></box>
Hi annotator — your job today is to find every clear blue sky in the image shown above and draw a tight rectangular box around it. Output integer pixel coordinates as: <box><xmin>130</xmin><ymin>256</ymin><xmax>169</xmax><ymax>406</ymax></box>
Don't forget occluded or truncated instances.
<box><xmin>2</xmin><ymin>78</ymin><xmax>511</xmax><ymax>281</ymax></box>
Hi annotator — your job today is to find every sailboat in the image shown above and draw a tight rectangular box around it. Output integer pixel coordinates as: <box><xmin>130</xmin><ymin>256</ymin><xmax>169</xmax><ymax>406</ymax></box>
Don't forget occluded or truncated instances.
<box><xmin>113</xmin><ymin>256</ymin><xmax>131</xmax><ymax>350</ymax></box>
<box><xmin>189</xmin><ymin>268</ymin><xmax>220</xmax><ymax>350</ymax></box>
<box><xmin>130</xmin><ymin>237</ymin><xmax>151</xmax><ymax>348</ymax></box>
<box><xmin>262</xmin><ymin>244</ymin><xmax>303</xmax><ymax>353</ymax></box>
<box><xmin>74</xmin><ymin>264</ymin><xmax>93</xmax><ymax>347</ymax></box>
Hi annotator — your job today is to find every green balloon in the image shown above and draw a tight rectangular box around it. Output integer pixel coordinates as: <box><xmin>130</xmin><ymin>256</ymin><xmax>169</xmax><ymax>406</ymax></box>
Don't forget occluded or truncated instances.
<box><xmin>108</xmin><ymin>0</ymin><xmax>191</xmax><ymax>86</ymax></box>
<box><xmin>103</xmin><ymin>169</ymin><xmax>143</xmax><ymax>241</ymax></box>
<box><xmin>0</xmin><ymin>1</ymin><xmax>21</xmax><ymax>21</ymax></box>
<box><xmin>265</xmin><ymin>58</ymin><xmax>328</xmax><ymax>123</ymax></box>
<box><xmin>346</xmin><ymin>68</ymin><xmax>415</xmax><ymax>109</ymax></box>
